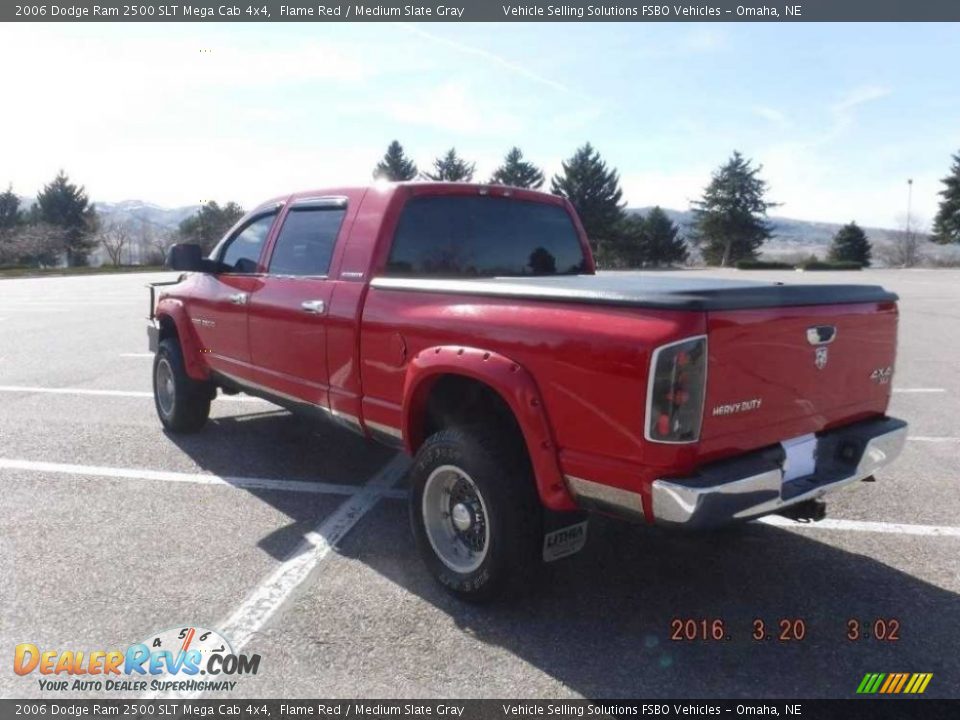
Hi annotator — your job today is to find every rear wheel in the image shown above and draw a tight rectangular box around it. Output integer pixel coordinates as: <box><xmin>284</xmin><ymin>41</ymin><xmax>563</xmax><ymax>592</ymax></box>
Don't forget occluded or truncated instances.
<box><xmin>409</xmin><ymin>426</ymin><xmax>541</xmax><ymax>602</ymax></box>
<box><xmin>153</xmin><ymin>338</ymin><xmax>212</xmax><ymax>433</ymax></box>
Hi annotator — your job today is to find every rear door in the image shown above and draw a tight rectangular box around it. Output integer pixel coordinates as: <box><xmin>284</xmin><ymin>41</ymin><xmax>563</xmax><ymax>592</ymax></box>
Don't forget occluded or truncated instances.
<box><xmin>188</xmin><ymin>211</ymin><xmax>277</xmax><ymax>379</ymax></box>
<box><xmin>246</xmin><ymin>197</ymin><xmax>349</xmax><ymax>406</ymax></box>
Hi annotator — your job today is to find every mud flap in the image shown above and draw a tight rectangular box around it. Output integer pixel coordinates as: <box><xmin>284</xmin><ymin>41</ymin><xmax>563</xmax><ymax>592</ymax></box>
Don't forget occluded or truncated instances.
<box><xmin>542</xmin><ymin>509</ymin><xmax>588</xmax><ymax>562</ymax></box>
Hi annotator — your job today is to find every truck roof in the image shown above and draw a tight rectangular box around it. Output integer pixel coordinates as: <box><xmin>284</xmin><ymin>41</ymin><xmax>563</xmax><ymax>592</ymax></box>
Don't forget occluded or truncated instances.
<box><xmin>253</xmin><ymin>182</ymin><xmax>568</xmax><ymax>213</ymax></box>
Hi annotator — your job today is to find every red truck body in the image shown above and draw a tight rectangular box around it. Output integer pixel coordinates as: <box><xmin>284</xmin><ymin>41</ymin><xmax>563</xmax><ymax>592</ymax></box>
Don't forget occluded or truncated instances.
<box><xmin>149</xmin><ymin>182</ymin><xmax>906</xmax><ymax>596</ymax></box>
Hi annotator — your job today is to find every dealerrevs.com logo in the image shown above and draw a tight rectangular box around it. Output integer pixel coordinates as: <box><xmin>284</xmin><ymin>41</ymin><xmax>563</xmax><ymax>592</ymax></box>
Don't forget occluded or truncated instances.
<box><xmin>14</xmin><ymin>626</ymin><xmax>261</xmax><ymax>693</ymax></box>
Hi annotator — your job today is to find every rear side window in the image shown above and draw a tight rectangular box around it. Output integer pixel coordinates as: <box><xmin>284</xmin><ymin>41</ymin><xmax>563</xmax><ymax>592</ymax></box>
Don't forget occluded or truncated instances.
<box><xmin>385</xmin><ymin>195</ymin><xmax>587</xmax><ymax>278</ymax></box>
<box><xmin>220</xmin><ymin>213</ymin><xmax>276</xmax><ymax>274</ymax></box>
<box><xmin>268</xmin><ymin>207</ymin><xmax>346</xmax><ymax>276</ymax></box>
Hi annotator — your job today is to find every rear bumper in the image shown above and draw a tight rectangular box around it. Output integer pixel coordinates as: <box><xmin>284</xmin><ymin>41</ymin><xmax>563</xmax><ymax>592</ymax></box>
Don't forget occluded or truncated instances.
<box><xmin>650</xmin><ymin>416</ymin><xmax>907</xmax><ymax>528</ymax></box>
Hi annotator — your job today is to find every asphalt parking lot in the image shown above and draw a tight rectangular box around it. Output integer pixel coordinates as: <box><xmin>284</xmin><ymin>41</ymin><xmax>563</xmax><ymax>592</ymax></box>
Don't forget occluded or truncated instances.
<box><xmin>1</xmin><ymin>268</ymin><xmax>958</xmax><ymax>700</ymax></box>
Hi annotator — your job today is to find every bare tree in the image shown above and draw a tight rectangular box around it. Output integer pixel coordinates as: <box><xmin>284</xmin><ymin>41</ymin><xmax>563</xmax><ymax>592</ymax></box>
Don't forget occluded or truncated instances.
<box><xmin>98</xmin><ymin>221</ymin><xmax>131</xmax><ymax>267</ymax></box>
<box><xmin>876</xmin><ymin>214</ymin><xmax>927</xmax><ymax>268</ymax></box>
<box><xmin>146</xmin><ymin>227</ymin><xmax>178</xmax><ymax>266</ymax></box>
<box><xmin>3</xmin><ymin>223</ymin><xmax>66</xmax><ymax>267</ymax></box>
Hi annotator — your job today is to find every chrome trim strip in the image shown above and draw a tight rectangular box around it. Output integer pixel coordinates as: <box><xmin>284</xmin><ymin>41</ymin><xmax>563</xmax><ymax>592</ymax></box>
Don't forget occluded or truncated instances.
<box><xmin>565</xmin><ymin>475</ymin><xmax>645</xmax><ymax>521</ymax></box>
<box><xmin>214</xmin><ymin>369</ymin><xmax>361</xmax><ymax>431</ymax></box>
<box><xmin>643</xmin><ymin>334</ymin><xmax>708</xmax><ymax>446</ymax></box>
<box><xmin>365</xmin><ymin>420</ymin><xmax>402</xmax><ymax>440</ymax></box>
<box><xmin>651</xmin><ymin>422</ymin><xmax>908</xmax><ymax>527</ymax></box>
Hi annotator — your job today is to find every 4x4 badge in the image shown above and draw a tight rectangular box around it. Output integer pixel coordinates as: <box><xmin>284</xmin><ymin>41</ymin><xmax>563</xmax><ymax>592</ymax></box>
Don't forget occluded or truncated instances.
<box><xmin>815</xmin><ymin>346</ymin><xmax>829</xmax><ymax>370</ymax></box>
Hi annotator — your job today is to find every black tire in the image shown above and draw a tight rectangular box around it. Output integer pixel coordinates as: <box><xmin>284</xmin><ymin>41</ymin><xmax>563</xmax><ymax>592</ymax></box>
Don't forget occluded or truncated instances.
<box><xmin>409</xmin><ymin>426</ymin><xmax>542</xmax><ymax>602</ymax></box>
<box><xmin>153</xmin><ymin>338</ymin><xmax>212</xmax><ymax>433</ymax></box>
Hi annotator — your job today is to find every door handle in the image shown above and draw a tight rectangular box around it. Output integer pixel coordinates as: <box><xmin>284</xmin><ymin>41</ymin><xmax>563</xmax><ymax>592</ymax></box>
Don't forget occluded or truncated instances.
<box><xmin>301</xmin><ymin>299</ymin><xmax>326</xmax><ymax>315</ymax></box>
<box><xmin>228</xmin><ymin>293</ymin><xmax>248</xmax><ymax>305</ymax></box>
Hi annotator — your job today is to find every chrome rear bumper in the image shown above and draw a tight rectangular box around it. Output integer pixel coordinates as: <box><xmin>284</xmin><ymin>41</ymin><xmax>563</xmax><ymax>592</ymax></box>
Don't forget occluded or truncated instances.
<box><xmin>650</xmin><ymin>417</ymin><xmax>907</xmax><ymax>528</ymax></box>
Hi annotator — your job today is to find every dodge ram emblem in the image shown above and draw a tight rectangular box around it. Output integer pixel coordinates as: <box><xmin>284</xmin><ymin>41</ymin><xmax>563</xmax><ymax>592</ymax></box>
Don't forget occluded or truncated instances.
<box><xmin>815</xmin><ymin>346</ymin><xmax>829</xmax><ymax>370</ymax></box>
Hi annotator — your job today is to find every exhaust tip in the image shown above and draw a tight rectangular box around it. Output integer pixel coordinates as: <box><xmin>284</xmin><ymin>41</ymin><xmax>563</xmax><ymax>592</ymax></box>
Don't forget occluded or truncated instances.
<box><xmin>776</xmin><ymin>498</ymin><xmax>827</xmax><ymax>523</ymax></box>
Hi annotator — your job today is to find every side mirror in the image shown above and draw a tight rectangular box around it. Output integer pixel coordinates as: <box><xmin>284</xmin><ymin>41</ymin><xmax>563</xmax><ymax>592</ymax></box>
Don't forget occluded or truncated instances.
<box><xmin>166</xmin><ymin>243</ymin><xmax>206</xmax><ymax>272</ymax></box>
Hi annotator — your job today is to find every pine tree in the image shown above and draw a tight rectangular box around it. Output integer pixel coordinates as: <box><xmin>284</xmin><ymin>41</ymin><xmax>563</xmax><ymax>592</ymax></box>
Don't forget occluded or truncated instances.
<box><xmin>490</xmin><ymin>147</ymin><xmax>544</xmax><ymax>189</ymax></box>
<box><xmin>424</xmin><ymin>148</ymin><xmax>475</xmax><ymax>182</ymax></box>
<box><xmin>644</xmin><ymin>206</ymin><xmax>688</xmax><ymax>267</ymax></box>
<box><xmin>35</xmin><ymin>170</ymin><xmax>97</xmax><ymax>266</ymax></box>
<box><xmin>177</xmin><ymin>201</ymin><xmax>245</xmax><ymax>253</ymax></box>
<box><xmin>373</xmin><ymin>140</ymin><xmax>418</xmax><ymax>181</ymax></box>
<box><xmin>550</xmin><ymin>143</ymin><xmax>625</xmax><ymax>254</ymax></box>
<box><xmin>692</xmin><ymin>151</ymin><xmax>776</xmax><ymax>266</ymax></box>
<box><xmin>0</xmin><ymin>185</ymin><xmax>22</xmax><ymax>230</ymax></box>
<box><xmin>933</xmin><ymin>150</ymin><xmax>960</xmax><ymax>244</ymax></box>
<box><xmin>829</xmin><ymin>222</ymin><xmax>871</xmax><ymax>266</ymax></box>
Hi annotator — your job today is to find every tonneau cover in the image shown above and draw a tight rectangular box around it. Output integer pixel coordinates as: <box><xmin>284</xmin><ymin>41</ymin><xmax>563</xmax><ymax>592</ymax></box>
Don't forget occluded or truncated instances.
<box><xmin>370</xmin><ymin>274</ymin><xmax>898</xmax><ymax>311</ymax></box>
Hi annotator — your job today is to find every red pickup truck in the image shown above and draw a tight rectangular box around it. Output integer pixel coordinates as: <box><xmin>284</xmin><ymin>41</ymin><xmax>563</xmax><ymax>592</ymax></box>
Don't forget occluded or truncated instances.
<box><xmin>148</xmin><ymin>182</ymin><xmax>907</xmax><ymax>600</ymax></box>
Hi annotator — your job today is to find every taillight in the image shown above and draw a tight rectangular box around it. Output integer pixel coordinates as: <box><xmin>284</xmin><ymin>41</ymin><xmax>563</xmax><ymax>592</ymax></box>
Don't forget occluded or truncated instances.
<box><xmin>645</xmin><ymin>336</ymin><xmax>707</xmax><ymax>444</ymax></box>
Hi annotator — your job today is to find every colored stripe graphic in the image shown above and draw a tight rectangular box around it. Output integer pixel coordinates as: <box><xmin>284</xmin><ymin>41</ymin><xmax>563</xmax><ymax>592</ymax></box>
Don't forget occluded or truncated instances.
<box><xmin>858</xmin><ymin>673</ymin><xmax>933</xmax><ymax>694</ymax></box>
<box><xmin>893</xmin><ymin>673</ymin><xmax>910</xmax><ymax>693</ymax></box>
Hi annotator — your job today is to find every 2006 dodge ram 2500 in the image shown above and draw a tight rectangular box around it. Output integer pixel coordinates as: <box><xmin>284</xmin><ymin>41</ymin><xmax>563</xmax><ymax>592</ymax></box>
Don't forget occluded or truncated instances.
<box><xmin>149</xmin><ymin>182</ymin><xmax>907</xmax><ymax>600</ymax></box>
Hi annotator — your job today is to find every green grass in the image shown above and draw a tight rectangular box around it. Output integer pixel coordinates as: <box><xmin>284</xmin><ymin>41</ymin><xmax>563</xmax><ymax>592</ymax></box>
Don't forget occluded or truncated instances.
<box><xmin>0</xmin><ymin>264</ymin><xmax>167</xmax><ymax>279</ymax></box>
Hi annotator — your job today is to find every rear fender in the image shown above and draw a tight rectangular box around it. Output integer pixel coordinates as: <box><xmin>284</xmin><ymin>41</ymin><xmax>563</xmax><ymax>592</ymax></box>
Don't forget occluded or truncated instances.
<box><xmin>402</xmin><ymin>346</ymin><xmax>575</xmax><ymax>511</ymax></box>
<box><xmin>155</xmin><ymin>298</ymin><xmax>210</xmax><ymax>381</ymax></box>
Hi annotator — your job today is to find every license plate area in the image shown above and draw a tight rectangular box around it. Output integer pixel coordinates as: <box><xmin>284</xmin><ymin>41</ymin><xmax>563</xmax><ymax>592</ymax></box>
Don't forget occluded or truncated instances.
<box><xmin>781</xmin><ymin>433</ymin><xmax>818</xmax><ymax>483</ymax></box>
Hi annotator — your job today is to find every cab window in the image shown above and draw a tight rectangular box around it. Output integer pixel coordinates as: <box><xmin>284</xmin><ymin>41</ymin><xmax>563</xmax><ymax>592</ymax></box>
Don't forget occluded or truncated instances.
<box><xmin>219</xmin><ymin>213</ymin><xmax>276</xmax><ymax>274</ymax></box>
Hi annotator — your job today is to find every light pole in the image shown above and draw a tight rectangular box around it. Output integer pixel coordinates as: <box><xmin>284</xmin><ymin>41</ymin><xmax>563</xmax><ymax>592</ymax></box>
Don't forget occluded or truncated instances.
<box><xmin>906</xmin><ymin>178</ymin><xmax>913</xmax><ymax>236</ymax></box>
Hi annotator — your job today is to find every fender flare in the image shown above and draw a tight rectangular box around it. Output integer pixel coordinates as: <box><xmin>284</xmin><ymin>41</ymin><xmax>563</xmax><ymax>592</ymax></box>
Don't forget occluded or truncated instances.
<box><xmin>402</xmin><ymin>345</ymin><xmax>575</xmax><ymax>511</ymax></box>
<box><xmin>154</xmin><ymin>298</ymin><xmax>210</xmax><ymax>381</ymax></box>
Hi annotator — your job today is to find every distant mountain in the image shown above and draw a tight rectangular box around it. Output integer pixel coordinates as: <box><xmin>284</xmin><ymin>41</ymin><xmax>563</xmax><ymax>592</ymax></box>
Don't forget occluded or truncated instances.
<box><xmin>628</xmin><ymin>207</ymin><xmax>949</xmax><ymax>263</ymax></box>
<box><xmin>92</xmin><ymin>199</ymin><xmax>200</xmax><ymax>231</ymax></box>
<box><xmin>12</xmin><ymin>196</ymin><xmax>957</xmax><ymax>266</ymax></box>
<box><xmin>18</xmin><ymin>196</ymin><xmax>199</xmax><ymax>232</ymax></box>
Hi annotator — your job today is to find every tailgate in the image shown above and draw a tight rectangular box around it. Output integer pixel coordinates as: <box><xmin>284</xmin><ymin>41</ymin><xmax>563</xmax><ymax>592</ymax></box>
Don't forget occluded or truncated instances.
<box><xmin>700</xmin><ymin>301</ymin><xmax>898</xmax><ymax>451</ymax></box>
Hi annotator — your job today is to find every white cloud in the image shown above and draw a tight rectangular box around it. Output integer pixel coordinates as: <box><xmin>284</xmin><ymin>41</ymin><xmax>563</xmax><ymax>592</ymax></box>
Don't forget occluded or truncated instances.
<box><xmin>382</xmin><ymin>82</ymin><xmax>523</xmax><ymax>136</ymax></box>
<box><xmin>392</xmin><ymin>23</ymin><xmax>573</xmax><ymax>94</ymax></box>
<box><xmin>619</xmin><ymin>167</ymin><xmax>714</xmax><ymax>211</ymax></box>
<box><xmin>753</xmin><ymin>106</ymin><xmax>789</xmax><ymax>126</ymax></box>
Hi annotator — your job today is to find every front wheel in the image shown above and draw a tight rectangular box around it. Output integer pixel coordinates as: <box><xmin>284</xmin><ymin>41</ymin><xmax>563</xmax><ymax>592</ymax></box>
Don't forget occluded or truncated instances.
<box><xmin>409</xmin><ymin>427</ymin><xmax>541</xmax><ymax>602</ymax></box>
<box><xmin>153</xmin><ymin>338</ymin><xmax>212</xmax><ymax>433</ymax></box>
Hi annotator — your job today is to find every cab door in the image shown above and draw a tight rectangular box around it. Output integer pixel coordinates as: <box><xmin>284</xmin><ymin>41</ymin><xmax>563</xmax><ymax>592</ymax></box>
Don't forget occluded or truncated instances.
<box><xmin>187</xmin><ymin>210</ymin><xmax>278</xmax><ymax>381</ymax></box>
<box><xmin>246</xmin><ymin>197</ymin><xmax>349</xmax><ymax>407</ymax></box>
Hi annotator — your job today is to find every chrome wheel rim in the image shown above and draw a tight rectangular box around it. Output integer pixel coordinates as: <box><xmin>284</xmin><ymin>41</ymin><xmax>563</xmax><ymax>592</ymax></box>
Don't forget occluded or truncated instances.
<box><xmin>156</xmin><ymin>357</ymin><xmax>176</xmax><ymax>417</ymax></box>
<box><xmin>422</xmin><ymin>465</ymin><xmax>490</xmax><ymax>573</ymax></box>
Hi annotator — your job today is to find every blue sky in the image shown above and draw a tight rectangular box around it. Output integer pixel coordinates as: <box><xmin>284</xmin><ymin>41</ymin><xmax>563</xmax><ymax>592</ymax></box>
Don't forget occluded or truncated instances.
<box><xmin>1</xmin><ymin>22</ymin><xmax>958</xmax><ymax>228</ymax></box>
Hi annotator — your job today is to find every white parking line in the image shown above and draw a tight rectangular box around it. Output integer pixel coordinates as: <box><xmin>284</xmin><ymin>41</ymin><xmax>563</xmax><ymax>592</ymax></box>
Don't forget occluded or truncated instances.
<box><xmin>908</xmin><ymin>436</ymin><xmax>960</xmax><ymax>443</ymax></box>
<box><xmin>0</xmin><ymin>385</ymin><xmax>265</xmax><ymax>402</ymax></box>
<box><xmin>0</xmin><ymin>457</ymin><xmax>407</xmax><ymax>500</ymax></box>
<box><xmin>760</xmin><ymin>515</ymin><xmax>960</xmax><ymax>537</ymax></box>
<box><xmin>119</xmin><ymin>352</ymin><xmax>154</xmax><ymax>358</ymax></box>
<box><xmin>147</xmin><ymin>453</ymin><xmax>410</xmax><ymax>700</ymax></box>
<box><xmin>893</xmin><ymin>388</ymin><xmax>946</xmax><ymax>393</ymax></box>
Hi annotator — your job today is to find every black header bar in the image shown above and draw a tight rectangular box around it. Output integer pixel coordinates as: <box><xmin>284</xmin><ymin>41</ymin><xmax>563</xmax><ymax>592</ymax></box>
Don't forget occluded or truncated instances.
<box><xmin>0</xmin><ymin>700</ymin><xmax>958</xmax><ymax>719</ymax></box>
<box><xmin>5</xmin><ymin>0</ymin><xmax>960</xmax><ymax>22</ymax></box>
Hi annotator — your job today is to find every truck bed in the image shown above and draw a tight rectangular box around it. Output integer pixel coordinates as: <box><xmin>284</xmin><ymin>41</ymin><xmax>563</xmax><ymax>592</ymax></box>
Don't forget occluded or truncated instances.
<box><xmin>370</xmin><ymin>274</ymin><xmax>898</xmax><ymax>311</ymax></box>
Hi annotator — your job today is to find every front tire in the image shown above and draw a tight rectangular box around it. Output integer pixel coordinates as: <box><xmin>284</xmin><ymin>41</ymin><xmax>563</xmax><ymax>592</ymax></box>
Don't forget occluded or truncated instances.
<box><xmin>153</xmin><ymin>338</ymin><xmax>212</xmax><ymax>433</ymax></box>
<box><xmin>409</xmin><ymin>426</ymin><xmax>541</xmax><ymax>602</ymax></box>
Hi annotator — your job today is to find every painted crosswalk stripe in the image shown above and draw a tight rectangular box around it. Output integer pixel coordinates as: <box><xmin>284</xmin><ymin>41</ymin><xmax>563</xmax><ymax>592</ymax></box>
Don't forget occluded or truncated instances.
<box><xmin>760</xmin><ymin>515</ymin><xmax>960</xmax><ymax>537</ymax></box>
<box><xmin>0</xmin><ymin>385</ymin><xmax>264</xmax><ymax>402</ymax></box>
<box><xmin>145</xmin><ymin>453</ymin><xmax>410</xmax><ymax>700</ymax></box>
<box><xmin>0</xmin><ymin>457</ymin><xmax>407</xmax><ymax>500</ymax></box>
